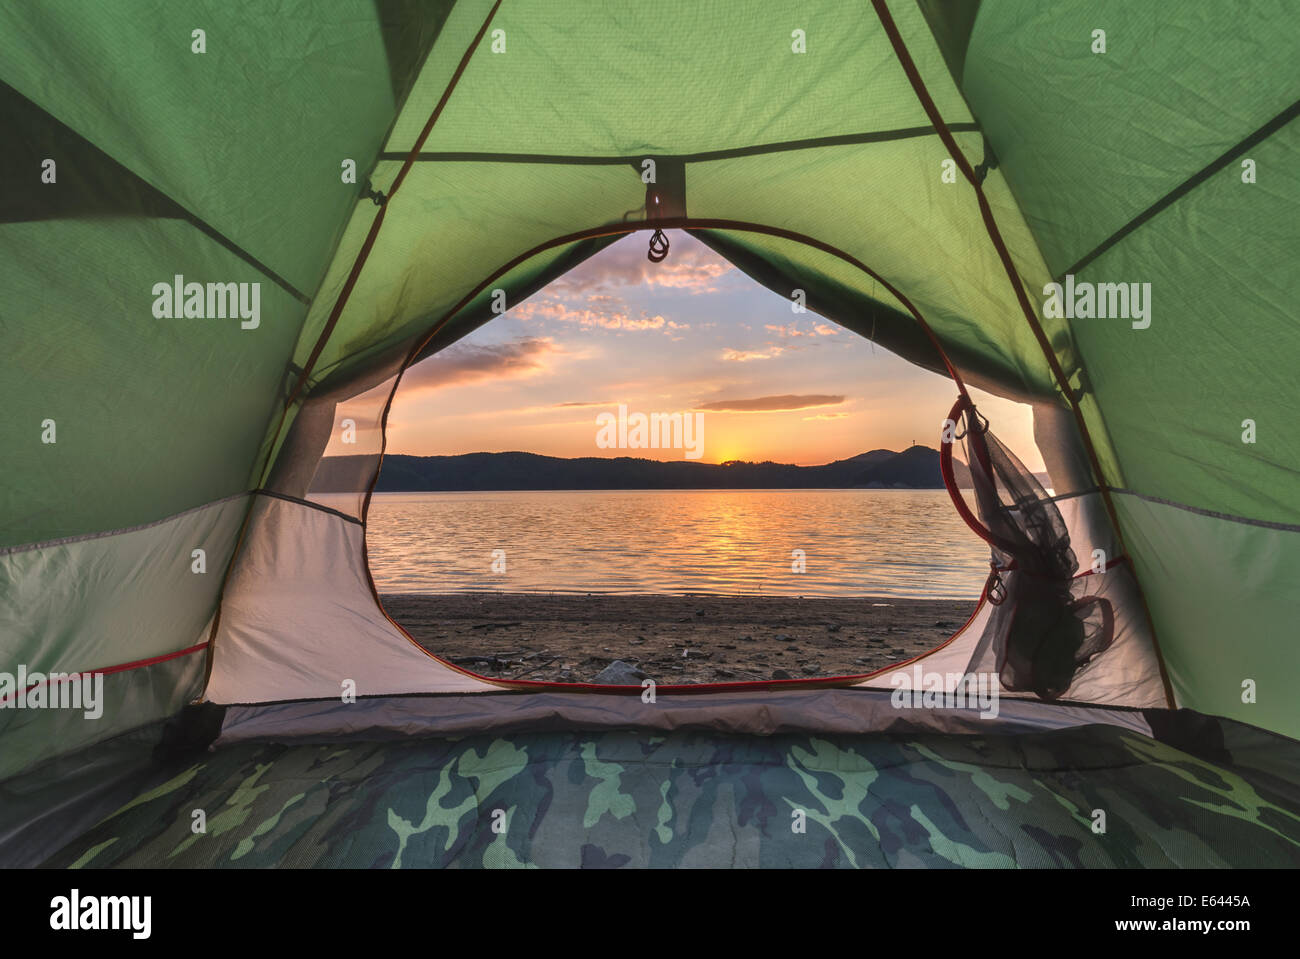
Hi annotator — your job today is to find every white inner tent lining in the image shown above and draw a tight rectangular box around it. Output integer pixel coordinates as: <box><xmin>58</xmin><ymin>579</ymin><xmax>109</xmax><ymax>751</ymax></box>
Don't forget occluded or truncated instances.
<box><xmin>203</xmin><ymin>486</ymin><xmax>1166</xmax><ymax>714</ymax></box>
<box><xmin>203</xmin><ymin>495</ymin><xmax>493</xmax><ymax>704</ymax></box>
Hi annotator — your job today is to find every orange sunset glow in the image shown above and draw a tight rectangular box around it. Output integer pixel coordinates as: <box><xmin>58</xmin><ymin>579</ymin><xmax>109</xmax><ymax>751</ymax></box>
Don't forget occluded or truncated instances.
<box><xmin>383</xmin><ymin>232</ymin><xmax>1044</xmax><ymax>471</ymax></box>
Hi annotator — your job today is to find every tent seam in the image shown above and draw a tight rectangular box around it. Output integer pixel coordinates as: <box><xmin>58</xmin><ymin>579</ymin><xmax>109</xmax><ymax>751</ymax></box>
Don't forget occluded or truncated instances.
<box><xmin>252</xmin><ymin>489</ymin><xmax>363</xmax><ymax>527</ymax></box>
<box><xmin>211</xmin><ymin>687</ymin><xmax>1152</xmax><ymax>714</ymax></box>
<box><xmin>1058</xmin><ymin>98</ymin><xmax>1300</xmax><ymax>280</ymax></box>
<box><xmin>0</xmin><ymin>80</ymin><xmax>309</xmax><ymax>304</ymax></box>
<box><xmin>377</xmin><ymin>123</ymin><xmax>982</xmax><ymax>165</ymax></box>
<box><xmin>0</xmin><ymin>643</ymin><xmax>207</xmax><ymax>706</ymax></box>
<box><xmin>0</xmin><ymin>492</ymin><xmax>250</xmax><ymax>557</ymax></box>
<box><xmin>1109</xmin><ymin>488</ymin><xmax>1300</xmax><ymax>533</ymax></box>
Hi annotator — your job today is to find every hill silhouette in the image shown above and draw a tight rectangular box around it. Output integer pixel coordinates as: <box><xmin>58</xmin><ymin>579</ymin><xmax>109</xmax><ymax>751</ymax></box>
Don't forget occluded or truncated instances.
<box><xmin>313</xmin><ymin>447</ymin><xmax>977</xmax><ymax>492</ymax></box>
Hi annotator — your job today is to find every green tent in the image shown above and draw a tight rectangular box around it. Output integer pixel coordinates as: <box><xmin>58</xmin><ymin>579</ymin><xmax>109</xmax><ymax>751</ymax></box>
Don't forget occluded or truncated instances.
<box><xmin>3</xmin><ymin>0</ymin><xmax>1299</xmax><ymax>868</ymax></box>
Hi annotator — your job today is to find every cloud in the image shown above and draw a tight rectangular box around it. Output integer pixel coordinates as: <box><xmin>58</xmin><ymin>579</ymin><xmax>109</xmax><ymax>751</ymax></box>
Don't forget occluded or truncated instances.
<box><xmin>400</xmin><ymin>337</ymin><xmax>562</xmax><ymax>393</ymax></box>
<box><xmin>512</xmin><ymin>300</ymin><xmax>685</xmax><ymax>333</ymax></box>
<box><xmin>515</xmin><ymin>299</ymin><xmax>690</xmax><ymax>333</ymax></box>
<box><xmin>721</xmin><ymin>325</ymin><xmax>835</xmax><ymax>361</ymax></box>
<box><xmin>721</xmin><ymin>346</ymin><xmax>784</xmax><ymax>362</ymax></box>
<box><xmin>802</xmin><ymin>412</ymin><xmax>851</xmax><ymax>421</ymax></box>
<box><xmin>613</xmin><ymin>312</ymin><xmax>667</xmax><ymax>331</ymax></box>
<box><xmin>550</xmin><ymin>232</ymin><xmax>735</xmax><ymax>295</ymax></box>
<box><xmin>648</xmin><ymin>258</ymin><xmax>734</xmax><ymax>293</ymax></box>
<box><xmin>696</xmin><ymin>394</ymin><xmax>846</xmax><ymax>413</ymax></box>
<box><xmin>765</xmin><ymin>322</ymin><xmax>840</xmax><ymax>338</ymax></box>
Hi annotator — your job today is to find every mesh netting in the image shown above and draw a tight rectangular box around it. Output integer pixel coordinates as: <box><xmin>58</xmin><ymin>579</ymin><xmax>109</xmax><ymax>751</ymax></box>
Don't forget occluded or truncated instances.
<box><xmin>953</xmin><ymin>402</ymin><xmax>1116</xmax><ymax>700</ymax></box>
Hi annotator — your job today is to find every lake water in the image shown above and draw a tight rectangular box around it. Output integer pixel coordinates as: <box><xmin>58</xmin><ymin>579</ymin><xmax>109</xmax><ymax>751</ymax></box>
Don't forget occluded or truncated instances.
<box><xmin>364</xmin><ymin>489</ymin><xmax>990</xmax><ymax>599</ymax></box>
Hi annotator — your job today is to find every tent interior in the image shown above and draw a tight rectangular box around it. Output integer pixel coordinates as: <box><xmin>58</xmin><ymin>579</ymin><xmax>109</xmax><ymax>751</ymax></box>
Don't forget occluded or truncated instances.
<box><xmin>2</xmin><ymin>0</ymin><xmax>1299</xmax><ymax>868</ymax></box>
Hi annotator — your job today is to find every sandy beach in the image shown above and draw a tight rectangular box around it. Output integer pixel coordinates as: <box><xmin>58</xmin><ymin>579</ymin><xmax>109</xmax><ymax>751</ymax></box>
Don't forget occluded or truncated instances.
<box><xmin>381</xmin><ymin>592</ymin><xmax>975</xmax><ymax>684</ymax></box>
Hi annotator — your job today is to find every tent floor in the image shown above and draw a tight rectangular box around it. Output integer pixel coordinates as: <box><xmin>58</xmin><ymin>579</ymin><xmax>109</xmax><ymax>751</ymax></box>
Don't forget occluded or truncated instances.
<box><xmin>37</xmin><ymin>721</ymin><xmax>1300</xmax><ymax>868</ymax></box>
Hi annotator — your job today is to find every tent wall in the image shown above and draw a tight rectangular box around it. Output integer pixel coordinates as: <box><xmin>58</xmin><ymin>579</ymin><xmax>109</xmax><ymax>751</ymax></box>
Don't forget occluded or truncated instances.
<box><xmin>0</xmin><ymin>496</ymin><xmax>247</xmax><ymax>780</ymax></box>
<box><xmin>0</xmin><ymin>639</ymin><xmax>206</xmax><ymax>783</ymax></box>
<box><xmin>0</xmin><ymin>1</ymin><xmax>450</xmax><ymax>777</ymax></box>
<box><xmin>959</xmin><ymin>0</ymin><xmax>1300</xmax><ymax>736</ymax></box>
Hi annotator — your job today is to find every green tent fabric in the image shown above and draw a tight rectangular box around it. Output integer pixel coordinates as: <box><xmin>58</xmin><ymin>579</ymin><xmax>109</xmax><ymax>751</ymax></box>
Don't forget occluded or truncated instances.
<box><xmin>2</xmin><ymin>0</ymin><xmax>1298</xmax><ymax>867</ymax></box>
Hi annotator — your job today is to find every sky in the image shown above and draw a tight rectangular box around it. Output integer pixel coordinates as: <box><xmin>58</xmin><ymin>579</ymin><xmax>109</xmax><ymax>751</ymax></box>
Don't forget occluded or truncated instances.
<box><xmin>383</xmin><ymin>231</ymin><xmax>1045</xmax><ymax>472</ymax></box>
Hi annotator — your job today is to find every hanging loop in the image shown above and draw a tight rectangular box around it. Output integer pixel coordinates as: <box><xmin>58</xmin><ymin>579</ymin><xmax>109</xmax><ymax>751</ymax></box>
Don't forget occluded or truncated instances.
<box><xmin>647</xmin><ymin>228</ymin><xmax>670</xmax><ymax>263</ymax></box>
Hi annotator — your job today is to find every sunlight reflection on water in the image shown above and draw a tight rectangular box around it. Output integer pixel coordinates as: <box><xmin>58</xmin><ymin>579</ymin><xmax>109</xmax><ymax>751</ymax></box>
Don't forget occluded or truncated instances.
<box><xmin>357</xmin><ymin>488</ymin><xmax>989</xmax><ymax>599</ymax></box>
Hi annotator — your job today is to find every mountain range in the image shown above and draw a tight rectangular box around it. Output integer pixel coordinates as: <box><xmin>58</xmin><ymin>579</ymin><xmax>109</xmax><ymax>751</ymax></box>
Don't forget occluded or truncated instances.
<box><xmin>312</xmin><ymin>446</ymin><xmax>979</xmax><ymax>492</ymax></box>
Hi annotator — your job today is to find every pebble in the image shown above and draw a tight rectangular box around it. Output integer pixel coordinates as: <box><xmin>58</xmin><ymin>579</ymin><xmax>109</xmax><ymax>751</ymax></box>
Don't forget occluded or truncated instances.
<box><xmin>592</xmin><ymin>660</ymin><xmax>650</xmax><ymax>685</ymax></box>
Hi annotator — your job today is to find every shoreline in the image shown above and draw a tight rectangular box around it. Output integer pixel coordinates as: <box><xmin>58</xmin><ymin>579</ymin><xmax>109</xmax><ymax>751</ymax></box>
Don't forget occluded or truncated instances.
<box><xmin>381</xmin><ymin>592</ymin><xmax>976</xmax><ymax>684</ymax></box>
